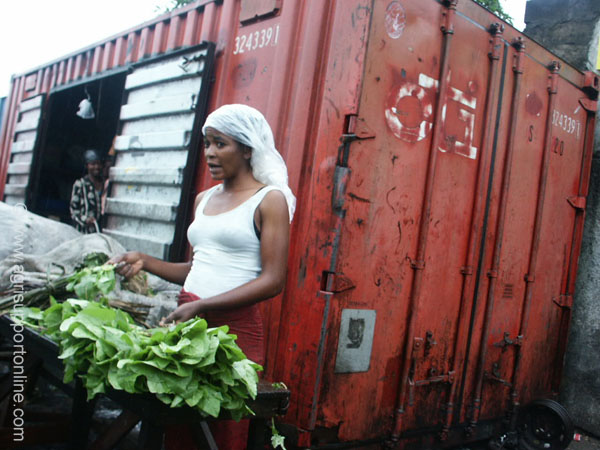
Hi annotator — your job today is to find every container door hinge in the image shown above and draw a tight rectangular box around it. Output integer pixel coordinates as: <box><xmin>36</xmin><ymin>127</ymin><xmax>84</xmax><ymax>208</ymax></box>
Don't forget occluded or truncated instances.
<box><xmin>553</xmin><ymin>294</ymin><xmax>573</xmax><ymax>309</ymax></box>
<box><xmin>567</xmin><ymin>196</ymin><xmax>586</xmax><ymax>211</ymax></box>
<box><xmin>321</xmin><ymin>271</ymin><xmax>355</xmax><ymax>294</ymax></box>
<box><xmin>342</xmin><ymin>115</ymin><xmax>376</xmax><ymax>143</ymax></box>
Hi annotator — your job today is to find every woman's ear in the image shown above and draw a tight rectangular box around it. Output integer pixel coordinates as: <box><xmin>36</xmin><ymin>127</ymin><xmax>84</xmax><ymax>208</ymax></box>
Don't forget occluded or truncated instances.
<box><xmin>243</xmin><ymin>145</ymin><xmax>252</xmax><ymax>161</ymax></box>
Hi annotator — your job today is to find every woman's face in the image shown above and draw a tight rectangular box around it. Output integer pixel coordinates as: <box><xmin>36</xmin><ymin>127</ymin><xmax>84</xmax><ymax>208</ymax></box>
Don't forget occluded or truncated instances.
<box><xmin>203</xmin><ymin>127</ymin><xmax>251</xmax><ymax>180</ymax></box>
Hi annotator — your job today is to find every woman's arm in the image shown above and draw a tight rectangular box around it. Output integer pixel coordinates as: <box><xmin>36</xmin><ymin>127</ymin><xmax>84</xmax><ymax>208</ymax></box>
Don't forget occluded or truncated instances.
<box><xmin>161</xmin><ymin>189</ymin><xmax>290</xmax><ymax>323</ymax></box>
<box><xmin>110</xmin><ymin>191</ymin><xmax>206</xmax><ymax>284</ymax></box>
<box><xmin>110</xmin><ymin>251</ymin><xmax>192</xmax><ymax>285</ymax></box>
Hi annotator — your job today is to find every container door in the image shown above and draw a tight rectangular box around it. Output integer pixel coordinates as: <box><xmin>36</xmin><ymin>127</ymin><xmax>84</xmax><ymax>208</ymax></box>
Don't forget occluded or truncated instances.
<box><xmin>311</xmin><ymin>0</ymin><xmax>596</xmax><ymax>444</ymax></box>
<box><xmin>103</xmin><ymin>43</ymin><xmax>215</xmax><ymax>261</ymax></box>
<box><xmin>3</xmin><ymin>95</ymin><xmax>44</xmax><ymax>205</ymax></box>
<box><xmin>313</xmin><ymin>0</ymin><xmax>500</xmax><ymax>440</ymax></box>
<box><xmin>460</xmin><ymin>58</ymin><xmax>597</xmax><ymax>430</ymax></box>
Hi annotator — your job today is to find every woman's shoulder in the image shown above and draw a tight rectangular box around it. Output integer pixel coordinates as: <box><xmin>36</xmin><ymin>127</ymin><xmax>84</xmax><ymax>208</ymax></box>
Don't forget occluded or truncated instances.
<box><xmin>193</xmin><ymin>184</ymin><xmax>221</xmax><ymax>211</ymax></box>
<box><xmin>261</xmin><ymin>186</ymin><xmax>285</xmax><ymax>198</ymax></box>
<box><xmin>255</xmin><ymin>185</ymin><xmax>286</xmax><ymax>205</ymax></box>
<box><xmin>257</xmin><ymin>188</ymin><xmax>289</xmax><ymax>221</ymax></box>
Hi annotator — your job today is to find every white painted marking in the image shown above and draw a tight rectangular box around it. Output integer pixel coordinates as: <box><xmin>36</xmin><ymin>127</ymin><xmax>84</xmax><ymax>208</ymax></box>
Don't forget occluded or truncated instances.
<box><xmin>233</xmin><ymin>24</ymin><xmax>280</xmax><ymax>55</ymax></box>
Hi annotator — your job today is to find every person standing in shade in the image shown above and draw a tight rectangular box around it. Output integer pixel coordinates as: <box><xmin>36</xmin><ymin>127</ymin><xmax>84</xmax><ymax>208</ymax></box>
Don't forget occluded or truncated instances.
<box><xmin>70</xmin><ymin>149</ymin><xmax>105</xmax><ymax>233</ymax></box>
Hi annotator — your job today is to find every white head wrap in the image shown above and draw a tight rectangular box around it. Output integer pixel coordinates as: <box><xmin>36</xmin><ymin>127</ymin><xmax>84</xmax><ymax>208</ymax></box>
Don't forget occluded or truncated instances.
<box><xmin>202</xmin><ymin>104</ymin><xmax>296</xmax><ymax>222</ymax></box>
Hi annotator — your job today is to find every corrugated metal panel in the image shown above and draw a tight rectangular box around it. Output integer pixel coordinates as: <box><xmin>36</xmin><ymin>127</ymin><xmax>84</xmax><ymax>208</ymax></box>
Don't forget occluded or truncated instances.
<box><xmin>3</xmin><ymin>95</ymin><xmax>43</xmax><ymax>205</ymax></box>
<box><xmin>103</xmin><ymin>44</ymin><xmax>214</xmax><ymax>260</ymax></box>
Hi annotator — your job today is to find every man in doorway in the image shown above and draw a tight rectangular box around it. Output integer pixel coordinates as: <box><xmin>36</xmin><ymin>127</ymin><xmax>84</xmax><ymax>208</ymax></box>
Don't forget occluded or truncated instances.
<box><xmin>70</xmin><ymin>149</ymin><xmax>105</xmax><ymax>233</ymax></box>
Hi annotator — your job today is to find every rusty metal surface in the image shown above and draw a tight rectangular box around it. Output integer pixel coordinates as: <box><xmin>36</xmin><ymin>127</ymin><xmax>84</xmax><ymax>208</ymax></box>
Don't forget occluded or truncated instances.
<box><xmin>0</xmin><ymin>0</ymin><xmax>597</xmax><ymax>448</ymax></box>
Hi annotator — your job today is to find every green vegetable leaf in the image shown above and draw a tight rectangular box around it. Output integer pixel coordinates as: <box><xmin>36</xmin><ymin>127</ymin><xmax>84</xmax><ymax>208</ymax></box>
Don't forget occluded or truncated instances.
<box><xmin>271</xmin><ymin>418</ymin><xmax>287</xmax><ymax>450</ymax></box>
<box><xmin>18</xmin><ymin>276</ymin><xmax>263</xmax><ymax>421</ymax></box>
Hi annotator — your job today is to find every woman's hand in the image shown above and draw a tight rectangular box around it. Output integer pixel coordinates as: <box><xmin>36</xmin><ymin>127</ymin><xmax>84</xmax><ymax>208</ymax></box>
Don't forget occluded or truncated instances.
<box><xmin>108</xmin><ymin>251</ymin><xmax>144</xmax><ymax>279</ymax></box>
<box><xmin>159</xmin><ymin>302</ymin><xmax>203</xmax><ymax>326</ymax></box>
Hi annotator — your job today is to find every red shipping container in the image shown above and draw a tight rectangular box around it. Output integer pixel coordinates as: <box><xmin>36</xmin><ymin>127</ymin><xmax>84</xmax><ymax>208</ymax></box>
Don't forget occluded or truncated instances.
<box><xmin>0</xmin><ymin>0</ymin><xmax>596</xmax><ymax>448</ymax></box>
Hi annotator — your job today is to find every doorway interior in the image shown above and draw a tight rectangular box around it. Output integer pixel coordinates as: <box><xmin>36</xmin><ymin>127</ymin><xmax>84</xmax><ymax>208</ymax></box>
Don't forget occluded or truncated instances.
<box><xmin>28</xmin><ymin>72</ymin><xmax>126</xmax><ymax>224</ymax></box>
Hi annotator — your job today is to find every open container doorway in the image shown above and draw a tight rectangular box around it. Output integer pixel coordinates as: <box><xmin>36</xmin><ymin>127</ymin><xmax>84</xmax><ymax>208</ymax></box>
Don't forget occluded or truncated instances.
<box><xmin>27</xmin><ymin>72</ymin><xmax>126</xmax><ymax>223</ymax></box>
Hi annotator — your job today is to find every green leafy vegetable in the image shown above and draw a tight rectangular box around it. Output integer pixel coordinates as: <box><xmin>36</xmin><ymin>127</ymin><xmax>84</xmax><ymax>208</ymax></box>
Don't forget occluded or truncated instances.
<box><xmin>271</xmin><ymin>418</ymin><xmax>287</xmax><ymax>450</ymax></box>
<box><xmin>66</xmin><ymin>264</ymin><xmax>116</xmax><ymax>301</ymax></box>
<box><xmin>15</xmin><ymin>300</ymin><xmax>262</xmax><ymax>420</ymax></box>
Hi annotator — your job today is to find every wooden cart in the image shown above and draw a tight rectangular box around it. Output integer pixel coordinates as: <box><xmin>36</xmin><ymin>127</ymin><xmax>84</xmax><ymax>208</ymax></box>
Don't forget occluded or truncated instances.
<box><xmin>0</xmin><ymin>315</ymin><xmax>290</xmax><ymax>449</ymax></box>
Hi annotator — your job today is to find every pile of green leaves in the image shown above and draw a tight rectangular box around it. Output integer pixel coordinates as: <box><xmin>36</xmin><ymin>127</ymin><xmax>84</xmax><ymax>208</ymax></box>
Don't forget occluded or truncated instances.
<box><xmin>17</xmin><ymin>297</ymin><xmax>261</xmax><ymax>420</ymax></box>
<box><xmin>66</xmin><ymin>264</ymin><xmax>116</xmax><ymax>301</ymax></box>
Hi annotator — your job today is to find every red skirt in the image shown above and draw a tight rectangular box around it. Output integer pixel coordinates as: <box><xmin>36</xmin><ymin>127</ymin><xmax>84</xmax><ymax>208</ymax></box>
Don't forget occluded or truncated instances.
<box><xmin>164</xmin><ymin>289</ymin><xmax>265</xmax><ymax>450</ymax></box>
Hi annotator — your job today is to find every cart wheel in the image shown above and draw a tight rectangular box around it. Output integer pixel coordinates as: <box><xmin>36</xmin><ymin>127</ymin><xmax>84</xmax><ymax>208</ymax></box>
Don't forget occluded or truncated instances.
<box><xmin>517</xmin><ymin>399</ymin><xmax>574</xmax><ymax>450</ymax></box>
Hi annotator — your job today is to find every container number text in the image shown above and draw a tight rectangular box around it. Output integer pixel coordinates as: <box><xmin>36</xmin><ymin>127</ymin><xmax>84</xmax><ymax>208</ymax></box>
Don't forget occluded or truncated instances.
<box><xmin>552</xmin><ymin>109</ymin><xmax>581</xmax><ymax>139</ymax></box>
<box><xmin>233</xmin><ymin>25</ymin><xmax>280</xmax><ymax>55</ymax></box>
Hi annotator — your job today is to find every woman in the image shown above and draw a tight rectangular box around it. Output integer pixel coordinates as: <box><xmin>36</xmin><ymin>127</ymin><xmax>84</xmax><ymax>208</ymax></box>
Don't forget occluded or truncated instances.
<box><xmin>111</xmin><ymin>104</ymin><xmax>295</xmax><ymax>449</ymax></box>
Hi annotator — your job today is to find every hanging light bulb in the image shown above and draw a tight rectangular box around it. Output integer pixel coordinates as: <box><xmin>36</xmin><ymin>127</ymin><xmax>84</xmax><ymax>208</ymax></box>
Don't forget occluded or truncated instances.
<box><xmin>76</xmin><ymin>86</ymin><xmax>95</xmax><ymax>119</ymax></box>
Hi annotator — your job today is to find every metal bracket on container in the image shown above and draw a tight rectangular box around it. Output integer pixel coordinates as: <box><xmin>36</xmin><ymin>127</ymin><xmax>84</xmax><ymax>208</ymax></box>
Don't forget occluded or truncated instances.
<box><xmin>321</xmin><ymin>271</ymin><xmax>356</xmax><ymax>294</ymax></box>
<box><xmin>460</xmin><ymin>265</ymin><xmax>473</xmax><ymax>275</ymax></box>
<box><xmin>512</xmin><ymin>37</ymin><xmax>525</xmax><ymax>74</ymax></box>
<box><xmin>487</xmin><ymin>269</ymin><xmax>499</xmax><ymax>279</ymax></box>
<box><xmin>484</xmin><ymin>367</ymin><xmax>513</xmax><ymax>387</ymax></box>
<box><xmin>567</xmin><ymin>196</ymin><xmax>586</xmax><ymax>211</ymax></box>
<box><xmin>412</xmin><ymin>332</ymin><xmax>437</xmax><ymax>360</ymax></box>
<box><xmin>342</xmin><ymin>115</ymin><xmax>376</xmax><ymax>144</ymax></box>
<box><xmin>425</xmin><ymin>331</ymin><xmax>437</xmax><ymax>356</ymax></box>
<box><xmin>487</xmin><ymin>23</ymin><xmax>504</xmax><ymax>61</ymax></box>
<box><xmin>583</xmin><ymin>71</ymin><xmax>600</xmax><ymax>100</ymax></box>
<box><xmin>348</xmin><ymin>115</ymin><xmax>376</xmax><ymax>139</ymax></box>
<box><xmin>412</xmin><ymin>337</ymin><xmax>425</xmax><ymax>360</ymax></box>
<box><xmin>493</xmin><ymin>332</ymin><xmax>522</xmax><ymax>352</ymax></box>
<box><xmin>553</xmin><ymin>294</ymin><xmax>573</xmax><ymax>309</ymax></box>
<box><xmin>547</xmin><ymin>61</ymin><xmax>561</xmax><ymax>94</ymax></box>
<box><xmin>579</xmin><ymin>97</ymin><xmax>598</xmax><ymax>113</ymax></box>
<box><xmin>440</xmin><ymin>0</ymin><xmax>458</xmax><ymax>35</ymax></box>
<box><xmin>408</xmin><ymin>370</ymin><xmax>456</xmax><ymax>406</ymax></box>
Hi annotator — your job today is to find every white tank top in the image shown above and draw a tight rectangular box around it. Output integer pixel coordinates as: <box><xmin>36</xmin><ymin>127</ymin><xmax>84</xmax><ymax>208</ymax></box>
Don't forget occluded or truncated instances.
<box><xmin>183</xmin><ymin>184</ymin><xmax>279</xmax><ymax>298</ymax></box>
